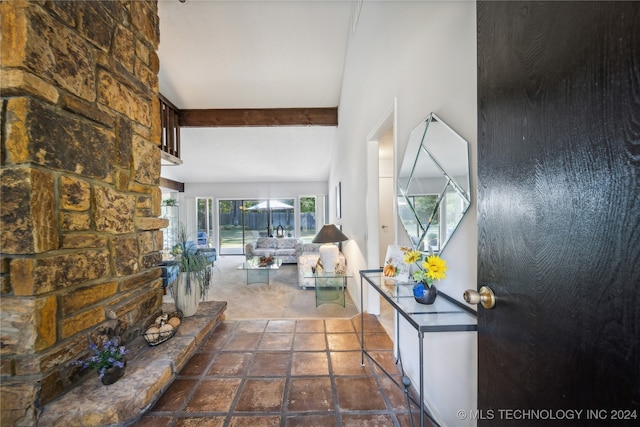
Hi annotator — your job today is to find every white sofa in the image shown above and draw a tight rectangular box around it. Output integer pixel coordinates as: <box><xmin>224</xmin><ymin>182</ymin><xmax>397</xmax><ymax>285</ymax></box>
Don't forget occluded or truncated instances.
<box><xmin>245</xmin><ymin>237</ymin><xmax>300</xmax><ymax>264</ymax></box>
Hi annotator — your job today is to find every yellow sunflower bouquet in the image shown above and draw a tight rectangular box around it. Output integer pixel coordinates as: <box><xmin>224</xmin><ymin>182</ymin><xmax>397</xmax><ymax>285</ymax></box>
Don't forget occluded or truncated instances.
<box><xmin>402</xmin><ymin>248</ymin><xmax>448</xmax><ymax>288</ymax></box>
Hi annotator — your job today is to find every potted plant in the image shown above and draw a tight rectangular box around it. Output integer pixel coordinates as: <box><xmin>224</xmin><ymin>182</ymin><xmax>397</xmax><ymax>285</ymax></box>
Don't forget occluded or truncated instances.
<box><xmin>402</xmin><ymin>248</ymin><xmax>448</xmax><ymax>305</ymax></box>
<box><xmin>71</xmin><ymin>336</ymin><xmax>128</xmax><ymax>385</ymax></box>
<box><xmin>170</xmin><ymin>224</ymin><xmax>211</xmax><ymax>316</ymax></box>
<box><xmin>161</xmin><ymin>198</ymin><xmax>178</xmax><ymax>207</ymax></box>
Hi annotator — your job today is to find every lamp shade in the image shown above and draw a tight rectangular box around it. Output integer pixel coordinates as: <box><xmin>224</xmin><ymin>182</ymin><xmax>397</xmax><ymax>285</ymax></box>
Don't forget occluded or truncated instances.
<box><xmin>312</xmin><ymin>224</ymin><xmax>348</xmax><ymax>244</ymax></box>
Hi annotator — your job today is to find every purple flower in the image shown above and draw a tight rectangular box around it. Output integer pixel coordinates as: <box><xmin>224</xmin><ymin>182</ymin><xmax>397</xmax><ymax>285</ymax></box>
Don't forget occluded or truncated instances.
<box><xmin>70</xmin><ymin>336</ymin><xmax>128</xmax><ymax>375</ymax></box>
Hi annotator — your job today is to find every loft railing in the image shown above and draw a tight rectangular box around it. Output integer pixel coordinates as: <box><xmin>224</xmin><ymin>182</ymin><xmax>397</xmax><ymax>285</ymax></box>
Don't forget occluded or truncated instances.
<box><xmin>159</xmin><ymin>94</ymin><xmax>181</xmax><ymax>163</ymax></box>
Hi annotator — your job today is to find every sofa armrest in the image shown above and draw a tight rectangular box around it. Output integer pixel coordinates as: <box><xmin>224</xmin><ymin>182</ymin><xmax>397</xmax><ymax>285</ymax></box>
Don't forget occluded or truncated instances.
<box><xmin>197</xmin><ymin>248</ymin><xmax>217</xmax><ymax>264</ymax></box>
<box><xmin>160</xmin><ymin>261</ymin><xmax>179</xmax><ymax>288</ymax></box>
<box><xmin>297</xmin><ymin>252</ymin><xmax>346</xmax><ymax>288</ymax></box>
<box><xmin>295</xmin><ymin>242</ymin><xmax>321</xmax><ymax>258</ymax></box>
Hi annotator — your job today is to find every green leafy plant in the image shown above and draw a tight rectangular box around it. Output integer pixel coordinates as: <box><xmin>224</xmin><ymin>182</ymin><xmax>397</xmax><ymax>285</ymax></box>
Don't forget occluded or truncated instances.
<box><xmin>172</xmin><ymin>223</ymin><xmax>211</xmax><ymax>298</ymax></box>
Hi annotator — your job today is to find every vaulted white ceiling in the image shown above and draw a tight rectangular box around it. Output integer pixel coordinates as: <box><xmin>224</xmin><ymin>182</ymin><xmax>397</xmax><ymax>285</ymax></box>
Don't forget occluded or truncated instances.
<box><xmin>157</xmin><ymin>0</ymin><xmax>354</xmax><ymax>184</ymax></box>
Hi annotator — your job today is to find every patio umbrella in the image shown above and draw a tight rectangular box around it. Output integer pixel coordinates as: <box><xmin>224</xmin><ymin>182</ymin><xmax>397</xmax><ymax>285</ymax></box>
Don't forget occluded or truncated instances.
<box><xmin>246</xmin><ymin>200</ymin><xmax>293</xmax><ymax>236</ymax></box>
<box><xmin>246</xmin><ymin>200</ymin><xmax>293</xmax><ymax>210</ymax></box>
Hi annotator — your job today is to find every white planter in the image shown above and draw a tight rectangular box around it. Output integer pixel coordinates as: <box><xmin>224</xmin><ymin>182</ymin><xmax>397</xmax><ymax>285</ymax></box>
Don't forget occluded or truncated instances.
<box><xmin>173</xmin><ymin>272</ymin><xmax>200</xmax><ymax>317</ymax></box>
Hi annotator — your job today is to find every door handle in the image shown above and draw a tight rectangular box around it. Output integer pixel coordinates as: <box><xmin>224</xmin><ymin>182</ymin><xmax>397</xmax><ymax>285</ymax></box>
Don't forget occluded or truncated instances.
<box><xmin>463</xmin><ymin>286</ymin><xmax>496</xmax><ymax>309</ymax></box>
<box><xmin>381</xmin><ymin>225</ymin><xmax>388</xmax><ymax>229</ymax></box>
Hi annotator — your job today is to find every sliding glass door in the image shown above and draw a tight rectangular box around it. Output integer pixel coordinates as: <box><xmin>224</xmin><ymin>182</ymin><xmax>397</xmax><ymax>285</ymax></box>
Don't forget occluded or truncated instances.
<box><xmin>218</xmin><ymin>199</ymin><xmax>296</xmax><ymax>255</ymax></box>
<box><xmin>196</xmin><ymin>198</ymin><xmax>214</xmax><ymax>248</ymax></box>
<box><xmin>218</xmin><ymin>200</ymin><xmax>245</xmax><ymax>255</ymax></box>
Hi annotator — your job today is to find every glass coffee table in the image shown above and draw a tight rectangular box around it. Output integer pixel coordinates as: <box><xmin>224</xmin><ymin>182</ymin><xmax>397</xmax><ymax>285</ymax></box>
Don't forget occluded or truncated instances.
<box><xmin>237</xmin><ymin>257</ymin><xmax>282</xmax><ymax>285</ymax></box>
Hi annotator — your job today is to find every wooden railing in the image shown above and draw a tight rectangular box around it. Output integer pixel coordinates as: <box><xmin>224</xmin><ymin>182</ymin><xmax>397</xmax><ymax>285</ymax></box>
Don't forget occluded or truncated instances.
<box><xmin>159</xmin><ymin>94</ymin><xmax>180</xmax><ymax>160</ymax></box>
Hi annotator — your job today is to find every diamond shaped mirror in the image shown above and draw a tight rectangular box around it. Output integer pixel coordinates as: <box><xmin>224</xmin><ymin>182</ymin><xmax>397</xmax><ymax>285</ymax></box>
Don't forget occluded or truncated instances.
<box><xmin>397</xmin><ymin>113</ymin><xmax>471</xmax><ymax>253</ymax></box>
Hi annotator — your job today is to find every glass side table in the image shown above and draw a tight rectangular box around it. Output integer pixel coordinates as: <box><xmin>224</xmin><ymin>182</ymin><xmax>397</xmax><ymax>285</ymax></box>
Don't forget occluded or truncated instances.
<box><xmin>304</xmin><ymin>272</ymin><xmax>352</xmax><ymax>307</ymax></box>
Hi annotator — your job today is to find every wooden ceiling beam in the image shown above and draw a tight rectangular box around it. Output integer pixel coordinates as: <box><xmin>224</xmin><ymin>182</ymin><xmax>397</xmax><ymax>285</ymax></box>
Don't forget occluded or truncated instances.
<box><xmin>159</xmin><ymin>177</ymin><xmax>184</xmax><ymax>192</ymax></box>
<box><xmin>179</xmin><ymin>107</ymin><xmax>338</xmax><ymax>127</ymax></box>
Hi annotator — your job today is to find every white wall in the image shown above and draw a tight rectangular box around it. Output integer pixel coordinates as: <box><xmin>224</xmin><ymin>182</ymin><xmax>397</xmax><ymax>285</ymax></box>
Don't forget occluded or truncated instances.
<box><xmin>183</xmin><ymin>181</ymin><xmax>327</xmax><ymax>200</ymax></box>
<box><xmin>333</xmin><ymin>2</ymin><xmax>478</xmax><ymax>426</ymax></box>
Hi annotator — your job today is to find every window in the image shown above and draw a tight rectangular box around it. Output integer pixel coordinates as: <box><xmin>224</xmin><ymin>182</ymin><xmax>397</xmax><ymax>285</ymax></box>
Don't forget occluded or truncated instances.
<box><xmin>398</xmin><ymin>194</ymin><xmax>440</xmax><ymax>250</ymax></box>
<box><xmin>299</xmin><ymin>196</ymin><xmax>317</xmax><ymax>242</ymax></box>
<box><xmin>196</xmin><ymin>198</ymin><xmax>214</xmax><ymax>247</ymax></box>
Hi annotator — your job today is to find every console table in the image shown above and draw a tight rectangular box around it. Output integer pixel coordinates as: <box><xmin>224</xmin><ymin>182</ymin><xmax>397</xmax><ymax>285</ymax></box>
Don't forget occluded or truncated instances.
<box><xmin>304</xmin><ymin>271</ymin><xmax>352</xmax><ymax>307</ymax></box>
<box><xmin>359</xmin><ymin>269</ymin><xmax>477</xmax><ymax>427</ymax></box>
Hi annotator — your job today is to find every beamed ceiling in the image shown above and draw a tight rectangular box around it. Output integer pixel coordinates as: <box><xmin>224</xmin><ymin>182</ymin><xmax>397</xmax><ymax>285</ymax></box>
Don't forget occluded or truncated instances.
<box><xmin>157</xmin><ymin>0</ymin><xmax>354</xmax><ymax>185</ymax></box>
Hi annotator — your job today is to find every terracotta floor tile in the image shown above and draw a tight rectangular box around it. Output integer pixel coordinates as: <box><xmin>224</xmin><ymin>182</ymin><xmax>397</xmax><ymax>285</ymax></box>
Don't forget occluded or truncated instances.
<box><xmin>138</xmin><ymin>317</ymin><xmax>411</xmax><ymax>426</ymax></box>
<box><xmin>200</xmin><ymin>332</ymin><xmax>231</xmax><ymax>352</ymax></box>
<box><xmin>179</xmin><ymin>352</ymin><xmax>215</xmax><ymax>376</ymax></box>
<box><xmin>248</xmin><ymin>352</ymin><xmax>290</xmax><ymax>377</ymax></box>
<box><xmin>341</xmin><ymin>413</ymin><xmax>396</xmax><ymax>426</ymax></box>
<box><xmin>367</xmin><ymin>351</ymin><xmax>402</xmax><ymax>376</ymax></box>
<box><xmin>330</xmin><ymin>351</ymin><xmax>370</xmax><ymax>376</ymax></box>
<box><xmin>293</xmin><ymin>333</ymin><xmax>326</xmax><ymax>351</ymax></box>
<box><xmin>208</xmin><ymin>352</ymin><xmax>252</xmax><ymax>376</ymax></box>
<box><xmin>364</xmin><ymin>332</ymin><xmax>394</xmax><ymax>351</ymax></box>
<box><xmin>223</xmin><ymin>333</ymin><xmax>261</xmax><ymax>351</ymax></box>
<box><xmin>286</xmin><ymin>377</ymin><xmax>334</xmax><ymax>412</ymax></box>
<box><xmin>291</xmin><ymin>352</ymin><xmax>329</xmax><ymax>376</ymax></box>
<box><xmin>285</xmin><ymin>414</ymin><xmax>338</xmax><ymax>427</ymax></box>
<box><xmin>235</xmin><ymin>320</ymin><xmax>268</xmax><ymax>333</ymax></box>
<box><xmin>130</xmin><ymin>415</ymin><xmax>172</xmax><ymax>427</ymax></box>
<box><xmin>173</xmin><ymin>416</ymin><xmax>226</xmax><ymax>427</ymax></box>
<box><xmin>358</xmin><ymin>313</ymin><xmax>388</xmax><ymax>333</ymax></box>
<box><xmin>258</xmin><ymin>333</ymin><xmax>293</xmax><ymax>351</ymax></box>
<box><xmin>378</xmin><ymin>376</ymin><xmax>412</xmax><ymax>411</ymax></box>
<box><xmin>212</xmin><ymin>321</ymin><xmax>238</xmax><ymax>334</ymax></box>
<box><xmin>396</xmin><ymin>411</ymin><xmax>436</xmax><ymax>427</ymax></box>
<box><xmin>295</xmin><ymin>319</ymin><xmax>325</xmax><ymax>333</ymax></box>
<box><xmin>335</xmin><ymin>377</ymin><xmax>387</xmax><ymax>411</ymax></box>
<box><xmin>265</xmin><ymin>319</ymin><xmax>296</xmax><ymax>333</ymax></box>
<box><xmin>234</xmin><ymin>378</ymin><xmax>286</xmax><ymax>412</ymax></box>
<box><xmin>185</xmin><ymin>378</ymin><xmax>242</xmax><ymax>412</ymax></box>
<box><xmin>227</xmin><ymin>415</ymin><xmax>281</xmax><ymax>426</ymax></box>
<box><xmin>325</xmin><ymin>319</ymin><xmax>355</xmax><ymax>333</ymax></box>
<box><xmin>326</xmin><ymin>332</ymin><xmax>361</xmax><ymax>351</ymax></box>
<box><xmin>150</xmin><ymin>378</ymin><xmax>198</xmax><ymax>411</ymax></box>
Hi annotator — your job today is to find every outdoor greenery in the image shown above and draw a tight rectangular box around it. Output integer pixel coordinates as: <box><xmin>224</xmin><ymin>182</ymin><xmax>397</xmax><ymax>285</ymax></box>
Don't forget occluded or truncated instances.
<box><xmin>193</xmin><ymin>197</ymin><xmax>319</xmax><ymax>253</ymax></box>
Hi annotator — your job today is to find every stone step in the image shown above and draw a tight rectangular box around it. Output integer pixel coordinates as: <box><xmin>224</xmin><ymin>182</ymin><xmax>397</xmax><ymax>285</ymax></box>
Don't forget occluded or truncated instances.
<box><xmin>38</xmin><ymin>301</ymin><xmax>226</xmax><ymax>427</ymax></box>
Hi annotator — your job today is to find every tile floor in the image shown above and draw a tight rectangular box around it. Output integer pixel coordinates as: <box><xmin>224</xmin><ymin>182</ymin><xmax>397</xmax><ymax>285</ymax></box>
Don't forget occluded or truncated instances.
<box><xmin>132</xmin><ymin>315</ymin><xmax>435</xmax><ymax>427</ymax></box>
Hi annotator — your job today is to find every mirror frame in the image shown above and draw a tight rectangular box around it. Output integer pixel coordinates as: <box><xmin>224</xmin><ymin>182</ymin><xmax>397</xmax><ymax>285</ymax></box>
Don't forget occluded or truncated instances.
<box><xmin>397</xmin><ymin>113</ymin><xmax>471</xmax><ymax>253</ymax></box>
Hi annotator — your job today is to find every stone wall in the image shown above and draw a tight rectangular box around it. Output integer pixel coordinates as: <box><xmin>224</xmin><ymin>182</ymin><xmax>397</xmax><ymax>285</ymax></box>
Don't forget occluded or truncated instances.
<box><xmin>0</xmin><ymin>1</ymin><xmax>165</xmax><ymax>425</ymax></box>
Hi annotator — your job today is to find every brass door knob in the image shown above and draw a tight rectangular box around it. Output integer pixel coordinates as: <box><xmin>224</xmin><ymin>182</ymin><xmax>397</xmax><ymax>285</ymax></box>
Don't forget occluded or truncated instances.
<box><xmin>463</xmin><ymin>286</ymin><xmax>496</xmax><ymax>309</ymax></box>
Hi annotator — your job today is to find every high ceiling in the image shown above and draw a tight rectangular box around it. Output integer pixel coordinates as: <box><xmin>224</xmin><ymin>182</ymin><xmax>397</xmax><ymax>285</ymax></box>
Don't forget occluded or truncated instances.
<box><xmin>157</xmin><ymin>0</ymin><xmax>354</xmax><ymax>184</ymax></box>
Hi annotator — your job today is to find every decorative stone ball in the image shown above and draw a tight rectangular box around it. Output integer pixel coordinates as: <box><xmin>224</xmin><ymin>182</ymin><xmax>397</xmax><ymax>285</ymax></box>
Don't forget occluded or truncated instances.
<box><xmin>145</xmin><ymin>326</ymin><xmax>161</xmax><ymax>343</ymax></box>
<box><xmin>159</xmin><ymin>323</ymin><xmax>173</xmax><ymax>338</ymax></box>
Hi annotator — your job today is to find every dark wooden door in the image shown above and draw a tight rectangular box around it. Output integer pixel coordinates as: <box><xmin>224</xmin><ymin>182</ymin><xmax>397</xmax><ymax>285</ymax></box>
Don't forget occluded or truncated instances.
<box><xmin>477</xmin><ymin>2</ymin><xmax>639</xmax><ymax>425</ymax></box>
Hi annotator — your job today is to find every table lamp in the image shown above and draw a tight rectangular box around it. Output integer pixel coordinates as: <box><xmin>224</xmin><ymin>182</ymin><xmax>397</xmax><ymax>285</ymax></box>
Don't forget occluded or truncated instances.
<box><xmin>312</xmin><ymin>224</ymin><xmax>348</xmax><ymax>273</ymax></box>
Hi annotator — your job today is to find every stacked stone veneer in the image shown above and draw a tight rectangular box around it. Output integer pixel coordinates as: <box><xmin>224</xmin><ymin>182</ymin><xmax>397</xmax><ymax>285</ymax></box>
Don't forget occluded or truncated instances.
<box><xmin>0</xmin><ymin>1</ymin><xmax>165</xmax><ymax>425</ymax></box>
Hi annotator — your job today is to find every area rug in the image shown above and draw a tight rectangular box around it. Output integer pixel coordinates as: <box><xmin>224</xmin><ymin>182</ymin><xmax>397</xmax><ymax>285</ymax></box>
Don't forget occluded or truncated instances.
<box><xmin>163</xmin><ymin>255</ymin><xmax>359</xmax><ymax>320</ymax></box>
